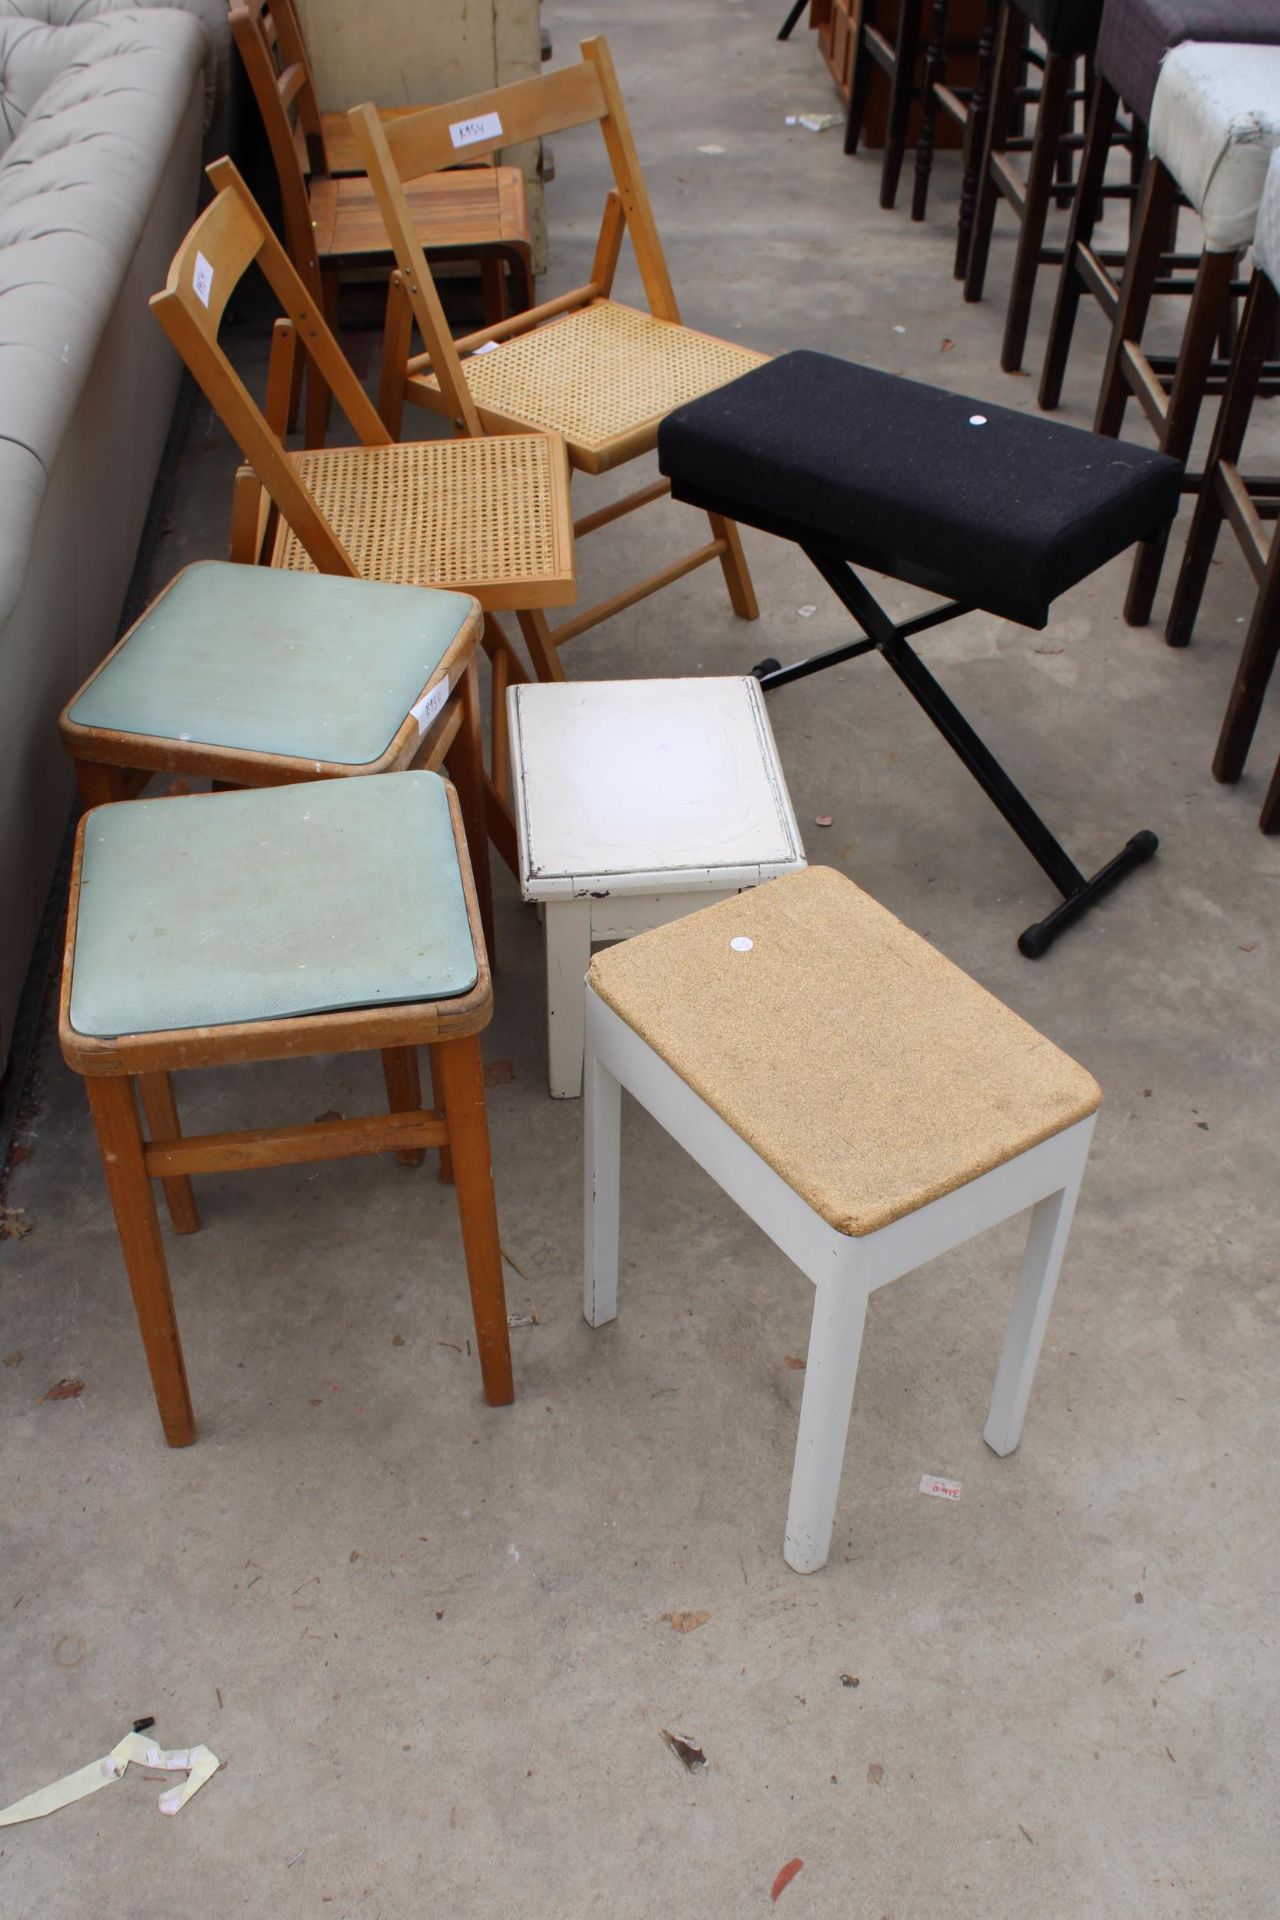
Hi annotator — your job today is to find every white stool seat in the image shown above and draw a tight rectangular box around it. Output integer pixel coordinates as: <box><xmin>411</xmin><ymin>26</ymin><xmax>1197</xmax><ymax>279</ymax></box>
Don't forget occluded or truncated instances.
<box><xmin>508</xmin><ymin>677</ymin><xmax>805</xmax><ymax>1095</ymax></box>
<box><xmin>1150</xmin><ymin>42</ymin><xmax>1280</xmax><ymax>252</ymax></box>
<box><xmin>582</xmin><ymin>867</ymin><xmax>1101</xmax><ymax>1573</ymax></box>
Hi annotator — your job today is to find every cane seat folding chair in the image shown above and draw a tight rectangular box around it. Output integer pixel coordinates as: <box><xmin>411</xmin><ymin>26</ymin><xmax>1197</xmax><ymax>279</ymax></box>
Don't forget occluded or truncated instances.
<box><xmin>348</xmin><ymin>34</ymin><xmax>767</xmax><ymax>691</ymax></box>
<box><xmin>229</xmin><ymin>0</ymin><xmax>533</xmax><ymax>446</ymax></box>
<box><xmin>59</xmin><ymin>565</ymin><xmax>497</xmax><ymax>956</ymax></box>
<box><xmin>60</xmin><ymin>772</ymin><xmax>514</xmax><ymax>1447</ymax></box>
<box><xmin>149</xmin><ymin>159</ymin><xmax>575</xmax><ymax>874</ymax></box>
<box><xmin>1164</xmin><ymin>147</ymin><xmax>1280</xmax><ymax>831</ymax></box>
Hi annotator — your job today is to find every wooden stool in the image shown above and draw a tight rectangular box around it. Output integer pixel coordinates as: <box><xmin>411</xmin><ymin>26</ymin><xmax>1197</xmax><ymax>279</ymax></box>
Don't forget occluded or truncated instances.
<box><xmin>59</xmin><ymin>562</ymin><xmax>494</xmax><ymax>957</ymax></box>
<box><xmin>1038</xmin><ymin>0</ymin><xmax>1279</xmax><ymax>413</ymax></box>
<box><xmin>59</xmin><ymin>773</ymin><xmax>513</xmax><ymax>1446</ymax></box>
<box><xmin>962</xmin><ymin>0</ymin><xmax>1105</xmax><ymax>371</ymax></box>
<box><xmin>1094</xmin><ymin>42</ymin><xmax>1280</xmax><ymax>626</ymax></box>
<box><xmin>583</xmin><ymin>867</ymin><xmax>1100</xmax><ymax>1573</ymax></box>
<box><xmin>1165</xmin><ymin>147</ymin><xmax>1280</xmax><ymax>830</ymax></box>
<box><xmin>659</xmin><ymin>350</ymin><xmax>1181</xmax><ymax>954</ymax></box>
<box><xmin>507</xmin><ymin>678</ymin><xmax>805</xmax><ymax>1097</ymax></box>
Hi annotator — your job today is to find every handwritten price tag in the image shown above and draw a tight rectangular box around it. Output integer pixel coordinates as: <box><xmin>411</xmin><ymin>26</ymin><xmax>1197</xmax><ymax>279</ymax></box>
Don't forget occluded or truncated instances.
<box><xmin>410</xmin><ymin>675</ymin><xmax>450</xmax><ymax>738</ymax></box>
<box><xmin>449</xmin><ymin>110</ymin><xmax>502</xmax><ymax>150</ymax></box>
<box><xmin>918</xmin><ymin>1475</ymin><xmax>962</xmax><ymax>1501</ymax></box>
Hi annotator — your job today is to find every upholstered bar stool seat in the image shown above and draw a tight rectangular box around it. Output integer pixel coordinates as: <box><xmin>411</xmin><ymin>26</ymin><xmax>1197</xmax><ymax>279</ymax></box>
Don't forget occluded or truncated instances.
<box><xmin>1039</xmin><ymin>0</ymin><xmax>1280</xmax><ymax>410</ymax></box>
<box><xmin>583</xmin><ymin>866</ymin><xmax>1101</xmax><ymax>1572</ymax></box>
<box><xmin>61</xmin><ymin>773</ymin><xmax>514</xmax><ymax>1445</ymax></box>
<box><xmin>1095</xmin><ymin>42</ymin><xmax>1280</xmax><ymax>625</ymax></box>
<box><xmin>660</xmin><ymin>350</ymin><xmax>1181</xmax><ymax>953</ymax></box>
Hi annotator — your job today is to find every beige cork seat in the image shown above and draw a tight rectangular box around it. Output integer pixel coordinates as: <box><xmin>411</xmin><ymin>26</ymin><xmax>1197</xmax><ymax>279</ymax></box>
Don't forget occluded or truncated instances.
<box><xmin>348</xmin><ymin>34</ymin><xmax>765</xmax><ymax>691</ymax></box>
<box><xmin>582</xmin><ymin>866</ymin><xmax>1102</xmax><ymax>1574</ymax></box>
<box><xmin>150</xmin><ymin>159</ymin><xmax>575</xmax><ymax>877</ymax></box>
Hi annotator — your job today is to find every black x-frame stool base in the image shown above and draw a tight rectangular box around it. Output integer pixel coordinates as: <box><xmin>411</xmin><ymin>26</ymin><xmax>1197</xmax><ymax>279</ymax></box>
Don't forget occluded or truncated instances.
<box><xmin>750</xmin><ymin>546</ymin><xmax>1159</xmax><ymax>958</ymax></box>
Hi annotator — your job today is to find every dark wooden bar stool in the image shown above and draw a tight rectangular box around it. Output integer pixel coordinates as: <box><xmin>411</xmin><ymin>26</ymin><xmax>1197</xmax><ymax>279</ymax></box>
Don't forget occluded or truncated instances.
<box><xmin>59</xmin><ymin>773</ymin><xmax>514</xmax><ymax>1446</ymax></box>
<box><xmin>659</xmin><ymin>349</ymin><xmax>1181</xmax><ymax>956</ymax></box>
<box><xmin>1093</xmin><ymin>42</ymin><xmax>1280</xmax><ymax>626</ymax></box>
<box><xmin>963</xmin><ymin>0</ymin><xmax>1105</xmax><ymax>371</ymax></box>
<box><xmin>1165</xmin><ymin>149</ymin><xmax>1280</xmax><ymax>831</ymax></box>
<box><xmin>1038</xmin><ymin>0</ymin><xmax>1280</xmax><ymax>413</ymax></box>
<box><xmin>845</xmin><ymin>0</ymin><xmax>992</xmax><ymax>219</ymax></box>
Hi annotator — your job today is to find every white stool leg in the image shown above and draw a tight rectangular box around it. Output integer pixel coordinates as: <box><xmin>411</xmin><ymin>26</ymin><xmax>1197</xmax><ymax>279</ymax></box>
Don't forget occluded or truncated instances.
<box><xmin>783</xmin><ymin>1277</ymin><xmax>868</xmax><ymax>1575</ymax></box>
<box><xmin>583</xmin><ymin>1041</ymin><xmax>622</xmax><ymax>1327</ymax></box>
<box><xmin>545</xmin><ymin>898</ymin><xmax>592</xmax><ymax>1098</ymax></box>
<box><xmin>983</xmin><ymin>1170</ymin><xmax>1084</xmax><ymax>1457</ymax></box>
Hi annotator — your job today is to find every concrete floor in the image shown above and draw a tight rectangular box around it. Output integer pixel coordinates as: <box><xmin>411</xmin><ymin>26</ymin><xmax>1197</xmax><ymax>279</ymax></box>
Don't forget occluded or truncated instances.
<box><xmin>2</xmin><ymin>2</ymin><xmax>1278</xmax><ymax>1913</ymax></box>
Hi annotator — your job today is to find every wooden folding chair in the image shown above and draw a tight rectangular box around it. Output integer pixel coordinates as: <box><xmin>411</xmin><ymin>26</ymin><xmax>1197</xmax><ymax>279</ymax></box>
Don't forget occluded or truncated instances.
<box><xmin>349</xmin><ymin>34</ymin><xmax>767</xmax><ymax>686</ymax></box>
<box><xmin>150</xmin><ymin>158</ymin><xmax>576</xmax><ymax>874</ymax></box>
<box><xmin>229</xmin><ymin>0</ymin><xmax>533</xmax><ymax>446</ymax></box>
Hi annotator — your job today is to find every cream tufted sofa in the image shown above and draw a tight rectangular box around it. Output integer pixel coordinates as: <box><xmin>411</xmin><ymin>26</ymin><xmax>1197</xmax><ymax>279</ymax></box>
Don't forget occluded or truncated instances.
<box><xmin>0</xmin><ymin>3</ymin><xmax>219</xmax><ymax>1062</ymax></box>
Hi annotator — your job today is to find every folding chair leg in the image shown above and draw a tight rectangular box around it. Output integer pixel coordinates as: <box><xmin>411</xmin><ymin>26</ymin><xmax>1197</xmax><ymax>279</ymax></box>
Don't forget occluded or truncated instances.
<box><xmin>426</xmin><ymin>1046</ymin><xmax>455</xmax><ymax>1184</ymax></box>
<box><xmin>708</xmin><ymin>512</ymin><xmax>759</xmax><ymax>620</ymax></box>
<box><xmin>381</xmin><ymin>1047</ymin><xmax>427</xmax><ymax>1167</ymax></box>
<box><xmin>434</xmin><ymin>1034</ymin><xmax>514</xmax><ymax>1406</ymax></box>
<box><xmin>86</xmin><ymin>1076</ymin><xmax>194</xmax><ymax>1447</ymax></box>
<box><xmin>304</xmin><ymin>271</ymin><xmax>341</xmax><ymax>450</ymax></box>
<box><xmin>516</xmin><ymin>608</ymin><xmax>567</xmax><ymax>683</ymax></box>
<box><xmin>136</xmin><ymin>1073</ymin><xmax>200</xmax><ymax>1234</ymax></box>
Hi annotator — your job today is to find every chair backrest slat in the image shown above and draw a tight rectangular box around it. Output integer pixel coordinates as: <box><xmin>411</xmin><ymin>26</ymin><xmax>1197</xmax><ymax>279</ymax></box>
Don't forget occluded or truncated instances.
<box><xmin>378</xmin><ymin>59</ymin><xmax>607</xmax><ymax>180</ymax></box>
<box><xmin>151</xmin><ymin>159</ymin><xmax>391</xmax><ymax>577</ymax></box>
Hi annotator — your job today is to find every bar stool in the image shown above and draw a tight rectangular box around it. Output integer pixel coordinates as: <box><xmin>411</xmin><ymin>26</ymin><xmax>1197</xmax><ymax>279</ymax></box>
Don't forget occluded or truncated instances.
<box><xmin>506</xmin><ymin>677</ymin><xmax>806</xmax><ymax>1096</ymax></box>
<box><xmin>59</xmin><ymin>773</ymin><xmax>513</xmax><ymax>1446</ymax></box>
<box><xmin>1165</xmin><ymin>148</ymin><xmax>1280</xmax><ymax>830</ymax></box>
<box><xmin>846</xmin><ymin>0</ymin><xmax>994</xmax><ymax>223</ymax></box>
<box><xmin>583</xmin><ymin>867</ymin><xmax>1101</xmax><ymax>1573</ymax></box>
<box><xmin>58</xmin><ymin>564</ymin><xmax>495</xmax><ymax>956</ymax></box>
<box><xmin>1038</xmin><ymin>0</ymin><xmax>1280</xmax><ymax>412</ymax></box>
<box><xmin>963</xmin><ymin>0</ymin><xmax>1106</xmax><ymax>371</ymax></box>
<box><xmin>1093</xmin><ymin>42</ymin><xmax>1280</xmax><ymax>626</ymax></box>
<box><xmin>658</xmin><ymin>349</ymin><xmax>1181</xmax><ymax>955</ymax></box>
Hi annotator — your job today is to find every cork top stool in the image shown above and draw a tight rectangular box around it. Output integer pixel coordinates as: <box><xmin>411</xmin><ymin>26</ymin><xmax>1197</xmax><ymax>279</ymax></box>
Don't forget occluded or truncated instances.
<box><xmin>507</xmin><ymin>677</ymin><xmax>805</xmax><ymax>1096</ymax></box>
<box><xmin>583</xmin><ymin>867</ymin><xmax>1100</xmax><ymax>1573</ymax></box>
<box><xmin>60</xmin><ymin>773</ymin><xmax>513</xmax><ymax>1446</ymax></box>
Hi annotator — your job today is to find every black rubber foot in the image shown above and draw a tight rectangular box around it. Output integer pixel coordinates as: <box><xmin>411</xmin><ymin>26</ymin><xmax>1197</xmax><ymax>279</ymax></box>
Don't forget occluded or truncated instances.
<box><xmin>1018</xmin><ymin>830</ymin><xmax>1159</xmax><ymax>958</ymax></box>
<box><xmin>752</xmin><ymin>657</ymin><xmax>782</xmax><ymax>681</ymax></box>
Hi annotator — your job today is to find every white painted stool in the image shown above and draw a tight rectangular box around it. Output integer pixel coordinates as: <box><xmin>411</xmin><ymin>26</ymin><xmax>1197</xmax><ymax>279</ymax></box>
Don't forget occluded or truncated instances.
<box><xmin>508</xmin><ymin>677</ymin><xmax>805</xmax><ymax>1097</ymax></box>
<box><xmin>583</xmin><ymin>867</ymin><xmax>1100</xmax><ymax>1574</ymax></box>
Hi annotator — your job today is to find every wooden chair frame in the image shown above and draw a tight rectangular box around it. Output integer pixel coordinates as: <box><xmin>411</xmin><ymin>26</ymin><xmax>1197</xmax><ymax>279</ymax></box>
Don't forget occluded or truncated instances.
<box><xmin>60</xmin><ymin>782</ymin><xmax>514</xmax><ymax>1447</ymax></box>
<box><xmin>228</xmin><ymin>0</ymin><xmax>532</xmax><ymax>445</ymax></box>
<box><xmin>349</xmin><ymin>33</ymin><xmax>760</xmax><ymax>687</ymax></box>
<box><xmin>59</xmin><ymin>573</ymin><xmax>495</xmax><ymax>956</ymax></box>
<box><xmin>150</xmin><ymin>158</ymin><xmax>575</xmax><ymax>875</ymax></box>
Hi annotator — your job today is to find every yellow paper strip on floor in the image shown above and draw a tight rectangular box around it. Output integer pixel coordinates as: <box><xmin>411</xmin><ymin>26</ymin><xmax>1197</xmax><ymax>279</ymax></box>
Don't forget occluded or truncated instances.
<box><xmin>0</xmin><ymin>1729</ymin><xmax>219</xmax><ymax>1825</ymax></box>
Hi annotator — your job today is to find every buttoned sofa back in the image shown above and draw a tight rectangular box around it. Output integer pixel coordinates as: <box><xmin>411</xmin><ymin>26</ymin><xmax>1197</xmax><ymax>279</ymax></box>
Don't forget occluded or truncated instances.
<box><xmin>0</xmin><ymin>5</ymin><xmax>211</xmax><ymax>1062</ymax></box>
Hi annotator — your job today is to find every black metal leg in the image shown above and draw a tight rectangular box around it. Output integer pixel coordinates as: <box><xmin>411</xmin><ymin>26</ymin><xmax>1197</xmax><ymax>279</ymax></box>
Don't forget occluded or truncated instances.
<box><xmin>777</xmin><ymin>0</ymin><xmax>809</xmax><ymax>40</ymax></box>
<box><xmin>758</xmin><ymin>549</ymin><xmax>1160</xmax><ymax>955</ymax></box>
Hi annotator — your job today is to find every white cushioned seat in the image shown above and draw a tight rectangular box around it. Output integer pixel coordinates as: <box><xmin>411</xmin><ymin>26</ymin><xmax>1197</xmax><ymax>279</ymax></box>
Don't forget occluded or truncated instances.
<box><xmin>1248</xmin><ymin>144</ymin><xmax>1280</xmax><ymax>290</ymax></box>
<box><xmin>1149</xmin><ymin>41</ymin><xmax>1280</xmax><ymax>252</ymax></box>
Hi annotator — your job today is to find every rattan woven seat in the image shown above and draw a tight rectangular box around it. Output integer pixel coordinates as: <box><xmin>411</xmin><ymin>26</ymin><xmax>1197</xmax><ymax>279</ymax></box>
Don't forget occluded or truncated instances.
<box><xmin>418</xmin><ymin>301</ymin><xmax>768</xmax><ymax>474</ymax></box>
<box><xmin>274</xmin><ymin>438</ymin><xmax>575</xmax><ymax>608</ymax></box>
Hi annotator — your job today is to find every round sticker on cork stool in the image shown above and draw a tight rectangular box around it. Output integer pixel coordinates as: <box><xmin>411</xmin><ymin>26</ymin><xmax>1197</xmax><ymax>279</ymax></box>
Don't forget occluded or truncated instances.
<box><xmin>729</xmin><ymin>936</ymin><xmax>754</xmax><ymax>953</ymax></box>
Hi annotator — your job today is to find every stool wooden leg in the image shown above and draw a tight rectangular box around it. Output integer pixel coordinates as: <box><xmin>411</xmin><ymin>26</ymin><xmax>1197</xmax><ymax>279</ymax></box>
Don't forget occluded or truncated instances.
<box><xmin>74</xmin><ymin>761</ymin><xmax>129</xmax><ymax>808</ymax></box>
<box><xmin>884</xmin><ymin>0</ymin><xmax>925</xmax><ymax>211</ymax></box>
<box><xmin>954</xmin><ymin>0</ymin><xmax>1001</xmax><ymax>279</ymax></box>
<box><xmin>784</xmin><ymin>1279</ymin><xmax>869</xmax><ymax>1574</ymax></box>
<box><xmin>545</xmin><ymin>898</ymin><xmax>592</xmax><ymax>1099</ymax></box>
<box><xmin>963</xmin><ymin>0</ymin><xmax>1020</xmax><ymax>295</ymax></box>
<box><xmin>1093</xmin><ymin>158</ymin><xmax>1176</xmax><ymax>440</ymax></box>
<box><xmin>843</xmin><ymin>0</ymin><xmax>877</xmax><ymax>156</ymax></box>
<box><xmin>1167</xmin><ymin>274</ymin><xmax>1275</xmax><ymax>649</ymax></box>
<box><xmin>1000</xmin><ymin>49</ymin><xmax>1072</xmax><ymax>373</ymax></box>
<box><xmin>1038</xmin><ymin>78</ymin><xmax>1119</xmax><ymax>410</ymax></box>
<box><xmin>910</xmin><ymin>0</ymin><xmax>948</xmax><ymax>223</ymax></box>
<box><xmin>1124</xmin><ymin>247</ymin><xmax>1238</xmax><ymax>628</ymax></box>
<box><xmin>1260</xmin><ymin>755</ymin><xmax>1280</xmax><ymax>834</ymax></box>
<box><xmin>480</xmin><ymin>256</ymin><xmax>508</xmax><ymax>326</ymax></box>
<box><xmin>708</xmin><ymin>512</ymin><xmax>759</xmax><ymax>621</ymax></box>
<box><xmin>446</xmin><ymin>660</ymin><xmax>496</xmax><ymax>962</ymax></box>
<box><xmin>582</xmin><ymin>1043</ymin><xmax>622</xmax><ymax>1328</ymax></box>
<box><xmin>136</xmin><ymin>1073</ymin><xmax>200</xmax><ymax>1234</ymax></box>
<box><xmin>1214</xmin><ymin>550</ymin><xmax>1280</xmax><ymax>789</ymax></box>
<box><xmin>516</xmin><ymin>608</ymin><xmax>566</xmax><ymax>684</ymax></box>
<box><xmin>984</xmin><ymin>1176</ymin><xmax>1083</xmax><ymax>1457</ymax></box>
<box><xmin>85</xmin><ymin>1076</ymin><xmax>194</xmax><ymax>1448</ymax></box>
<box><xmin>426</xmin><ymin>1046</ymin><xmax>456</xmax><ymax>1184</ymax></box>
<box><xmin>435</xmin><ymin>1033</ymin><xmax>513</xmax><ymax>1406</ymax></box>
<box><xmin>381</xmin><ymin>1047</ymin><xmax>427</xmax><ymax>1168</ymax></box>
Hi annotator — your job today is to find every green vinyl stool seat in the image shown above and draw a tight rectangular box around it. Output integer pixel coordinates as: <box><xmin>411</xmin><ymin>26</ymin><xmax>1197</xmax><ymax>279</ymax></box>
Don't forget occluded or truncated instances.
<box><xmin>59</xmin><ymin>561</ymin><xmax>494</xmax><ymax>958</ymax></box>
<box><xmin>59</xmin><ymin>771</ymin><xmax>514</xmax><ymax>1449</ymax></box>
<box><xmin>69</xmin><ymin>774</ymin><xmax>478</xmax><ymax>1038</ymax></box>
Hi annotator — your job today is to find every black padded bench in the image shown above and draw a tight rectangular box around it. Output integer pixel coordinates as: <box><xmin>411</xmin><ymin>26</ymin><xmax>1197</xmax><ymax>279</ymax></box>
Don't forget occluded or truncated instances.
<box><xmin>658</xmin><ymin>349</ymin><xmax>1183</xmax><ymax>956</ymax></box>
